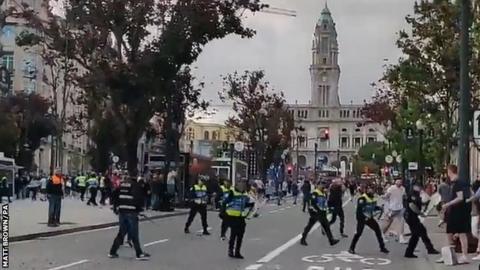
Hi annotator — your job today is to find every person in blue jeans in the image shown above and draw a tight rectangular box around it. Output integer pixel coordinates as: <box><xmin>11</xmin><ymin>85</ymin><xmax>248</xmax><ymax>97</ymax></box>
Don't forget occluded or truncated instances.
<box><xmin>109</xmin><ymin>176</ymin><xmax>150</xmax><ymax>260</ymax></box>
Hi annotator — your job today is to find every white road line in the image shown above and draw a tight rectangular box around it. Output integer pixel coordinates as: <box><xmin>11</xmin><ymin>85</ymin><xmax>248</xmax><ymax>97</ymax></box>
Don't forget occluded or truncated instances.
<box><xmin>279</xmin><ymin>208</ymin><xmax>286</xmax><ymax>211</ymax></box>
<box><xmin>342</xmin><ymin>200</ymin><xmax>350</xmax><ymax>207</ymax></box>
<box><xmin>47</xmin><ymin>259</ymin><xmax>90</xmax><ymax>270</ymax></box>
<box><xmin>195</xmin><ymin>226</ymin><xmax>212</xmax><ymax>233</ymax></box>
<box><xmin>245</xmin><ymin>264</ymin><xmax>263</xmax><ymax>270</ymax></box>
<box><xmin>144</xmin><ymin>238</ymin><xmax>169</xmax><ymax>247</ymax></box>
<box><xmin>286</xmin><ymin>206</ymin><xmax>292</xmax><ymax>209</ymax></box>
<box><xmin>268</xmin><ymin>210</ymin><xmax>279</xmax><ymax>214</ymax></box>
<box><xmin>257</xmin><ymin>223</ymin><xmax>320</xmax><ymax>263</ymax></box>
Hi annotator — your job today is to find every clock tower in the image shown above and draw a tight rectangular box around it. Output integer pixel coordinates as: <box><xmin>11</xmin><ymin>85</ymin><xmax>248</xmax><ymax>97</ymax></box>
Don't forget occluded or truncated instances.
<box><xmin>310</xmin><ymin>3</ymin><xmax>340</xmax><ymax>107</ymax></box>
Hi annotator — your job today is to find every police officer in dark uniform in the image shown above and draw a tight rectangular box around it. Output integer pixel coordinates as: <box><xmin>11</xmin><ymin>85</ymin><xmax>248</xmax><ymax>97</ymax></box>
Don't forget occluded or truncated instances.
<box><xmin>349</xmin><ymin>184</ymin><xmax>389</xmax><ymax>254</ymax></box>
<box><xmin>219</xmin><ymin>180</ymin><xmax>232</xmax><ymax>240</ymax></box>
<box><xmin>328</xmin><ymin>178</ymin><xmax>348</xmax><ymax>237</ymax></box>
<box><xmin>109</xmin><ymin>175</ymin><xmax>150</xmax><ymax>260</ymax></box>
<box><xmin>404</xmin><ymin>182</ymin><xmax>439</xmax><ymax>258</ymax></box>
<box><xmin>300</xmin><ymin>181</ymin><xmax>339</xmax><ymax>246</ymax></box>
<box><xmin>222</xmin><ymin>180</ymin><xmax>254</xmax><ymax>259</ymax></box>
<box><xmin>184</xmin><ymin>177</ymin><xmax>209</xmax><ymax>235</ymax></box>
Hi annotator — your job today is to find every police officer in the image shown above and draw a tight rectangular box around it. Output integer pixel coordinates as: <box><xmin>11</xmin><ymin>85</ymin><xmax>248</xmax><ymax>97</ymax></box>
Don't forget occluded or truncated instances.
<box><xmin>109</xmin><ymin>175</ymin><xmax>150</xmax><ymax>260</ymax></box>
<box><xmin>300</xmin><ymin>181</ymin><xmax>339</xmax><ymax>246</ymax></box>
<box><xmin>184</xmin><ymin>177</ymin><xmax>209</xmax><ymax>235</ymax></box>
<box><xmin>404</xmin><ymin>182</ymin><xmax>439</xmax><ymax>258</ymax></box>
<box><xmin>219</xmin><ymin>180</ymin><xmax>232</xmax><ymax>240</ymax></box>
<box><xmin>0</xmin><ymin>176</ymin><xmax>11</xmax><ymax>203</ymax></box>
<box><xmin>349</xmin><ymin>185</ymin><xmax>389</xmax><ymax>254</ymax></box>
<box><xmin>223</xmin><ymin>180</ymin><xmax>254</xmax><ymax>259</ymax></box>
<box><xmin>75</xmin><ymin>174</ymin><xmax>87</xmax><ymax>201</ymax></box>
<box><xmin>328</xmin><ymin>178</ymin><xmax>348</xmax><ymax>238</ymax></box>
<box><xmin>86</xmin><ymin>173</ymin><xmax>99</xmax><ymax>206</ymax></box>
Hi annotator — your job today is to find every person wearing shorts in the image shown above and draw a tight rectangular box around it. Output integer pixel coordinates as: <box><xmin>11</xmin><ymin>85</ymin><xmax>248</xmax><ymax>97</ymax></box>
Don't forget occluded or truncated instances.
<box><xmin>382</xmin><ymin>179</ymin><xmax>407</xmax><ymax>243</ymax></box>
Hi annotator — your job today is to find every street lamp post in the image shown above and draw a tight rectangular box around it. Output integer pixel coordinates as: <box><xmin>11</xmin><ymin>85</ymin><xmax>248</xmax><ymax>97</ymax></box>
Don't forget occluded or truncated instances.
<box><xmin>416</xmin><ymin>119</ymin><xmax>425</xmax><ymax>185</ymax></box>
<box><xmin>458</xmin><ymin>0</ymin><xmax>471</xmax><ymax>183</ymax></box>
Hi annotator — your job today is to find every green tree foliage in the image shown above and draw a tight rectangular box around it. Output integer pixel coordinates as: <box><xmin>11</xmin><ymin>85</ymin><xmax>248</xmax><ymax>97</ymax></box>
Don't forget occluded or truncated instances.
<box><xmin>18</xmin><ymin>0</ymin><xmax>266</xmax><ymax>175</ymax></box>
<box><xmin>363</xmin><ymin>0</ymin><xmax>480</xmax><ymax>173</ymax></box>
<box><xmin>0</xmin><ymin>93</ymin><xmax>56</xmax><ymax>170</ymax></box>
<box><xmin>220</xmin><ymin>70</ymin><xmax>294</xmax><ymax>180</ymax></box>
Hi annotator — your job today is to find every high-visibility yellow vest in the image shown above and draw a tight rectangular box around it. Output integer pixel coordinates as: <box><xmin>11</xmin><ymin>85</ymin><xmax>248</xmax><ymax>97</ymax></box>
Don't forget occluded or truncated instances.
<box><xmin>193</xmin><ymin>184</ymin><xmax>207</xmax><ymax>204</ymax></box>
<box><xmin>226</xmin><ymin>189</ymin><xmax>250</xmax><ymax>217</ymax></box>
<box><xmin>312</xmin><ymin>189</ymin><xmax>328</xmax><ymax>210</ymax></box>
<box><xmin>360</xmin><ymin>193</ymin><xmax>377</xmax><ymax>218</ymax></box>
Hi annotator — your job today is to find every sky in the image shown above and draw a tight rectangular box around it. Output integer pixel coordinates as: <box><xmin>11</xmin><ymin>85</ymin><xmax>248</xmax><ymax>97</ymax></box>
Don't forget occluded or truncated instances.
<box><xmin>193</xmin><ymin>0</ymin><xmax>416</xmax><ymax>105</ymax></box>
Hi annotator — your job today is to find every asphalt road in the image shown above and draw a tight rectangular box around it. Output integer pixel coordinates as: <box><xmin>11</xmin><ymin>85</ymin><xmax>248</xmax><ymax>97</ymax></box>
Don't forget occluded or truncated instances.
<box><xmin>10</xmin><ymin>197</ymin><xmax>477</xmax><ymax>270</ymax></box>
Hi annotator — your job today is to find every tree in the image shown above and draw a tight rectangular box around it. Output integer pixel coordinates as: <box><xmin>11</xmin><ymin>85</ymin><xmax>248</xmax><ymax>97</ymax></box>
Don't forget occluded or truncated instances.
<box><xmin>0</xmin><ymin>92</ymin><xmax>56</xmax><ymax>170</ymax></box>
<box><xmin>17</xmin><ymin>0</ymin><xmax>266</xmax><ymax>175</ymax></box>
<box><xmin>364</xmin><ymin>0</ymin><xmax>480</xmax><ymax>172</ymax></box>
<box><xmin>220</xmin><ymin>70</ymin><xmax>294</xmax><ymax>181</ymax></box>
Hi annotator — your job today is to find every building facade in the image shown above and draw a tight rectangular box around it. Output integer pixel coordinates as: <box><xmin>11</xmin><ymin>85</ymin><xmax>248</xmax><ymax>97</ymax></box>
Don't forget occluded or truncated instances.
<box><xmin>289</xmin><ymin>5</ymin><xmax>385</xmax><ymax>170</ymax></box>
<box><xmin>180</xmin><ymin>119</ymin><xmax>234</xmax><ymax>157</ymax></box>
<box><xmin>1</xmin><ymin>0</ymin><xmax>89</xmax><ymax>175</ymax></box>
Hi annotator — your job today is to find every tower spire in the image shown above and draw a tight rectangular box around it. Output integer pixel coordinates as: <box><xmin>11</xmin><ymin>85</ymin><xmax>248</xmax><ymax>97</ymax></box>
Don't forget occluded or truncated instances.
<box><xmin>325</xmin><ymin>0</ymin><xmax>328</xmax><ymax>9</ymax></box>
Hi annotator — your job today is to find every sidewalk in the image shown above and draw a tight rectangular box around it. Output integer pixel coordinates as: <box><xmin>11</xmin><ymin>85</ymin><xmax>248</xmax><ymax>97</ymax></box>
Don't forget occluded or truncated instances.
<box><xmin>9</xmin><ymin>197</ymin><xmax>188</xmax><ymax>242</ymax></box>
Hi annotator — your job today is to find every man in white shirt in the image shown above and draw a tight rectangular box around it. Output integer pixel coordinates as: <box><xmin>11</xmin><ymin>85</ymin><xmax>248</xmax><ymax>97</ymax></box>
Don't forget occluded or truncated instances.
<box><xmin>382</xmin><ymin>179</ymin><xmax>408</xmax><ymax>244</ymax></box>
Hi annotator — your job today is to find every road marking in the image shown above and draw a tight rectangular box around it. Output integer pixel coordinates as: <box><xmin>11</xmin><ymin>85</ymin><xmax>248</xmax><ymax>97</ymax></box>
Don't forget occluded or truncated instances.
<box><xmin>195</xmin><ymin>227</ymin><xmax>212</xmax><ymax>233</ymax></box>
<box><xmin>144</xmin><ymin>238</ymin><xmax>169</xmax><ymax>247</ymax></box>
<box><xmin>279</xmin><ymin>208</ymin><xmax>286</xmax><ymax>211</ymax></box>
<box><xmin>245</xmin><ymin>264</ymin><xmax>263</xmax><ymax>270</ymax></box>
<box><xmin>257</xmin><ymin>223</ymin><xmax>320</xmax><ymax>263</ymax></box>
<box><xmin>269</xmin><ymin>210</ymin><xmax>279</xmax><ymax>214</ymax></box>
<box><xmin>342</xmin><ymin>200</ymin><xmax>350</xmax><ymax>207</ymax></box>
<box><xmin>47</xmin><ymin>259</ymin><xmax>90</xmax><ymax>270</ymax></box>
<box><xmin>286</xmin><ymin>206</ymin><xmax>292</xmax><ymax>209</ymax></box>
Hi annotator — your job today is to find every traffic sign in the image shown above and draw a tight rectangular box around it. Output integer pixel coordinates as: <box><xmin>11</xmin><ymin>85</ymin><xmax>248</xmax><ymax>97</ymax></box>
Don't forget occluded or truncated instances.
<box><xmin>474</xmin><ymin>110</ymin><xmax>480</xmax><ymax>139</ymax></box>
<box><xmin>406</xmin><ymin>127</ymin><xmax>414</xmax><ymax>140</ymax></box>
<box><xmin>234</xmin><ymin>141</ymin><xmax>245</xmax><ymax>152</ymax></box>
<box><xmin>112</xmin><ymin>155</ymin><xmax>120</xmax><ymax>163</ymax></box>
<box><xmin>396</xmin><ymin>155</ymin><xmax>402</xmax><ymax>163</ymax></box>
<box><xmin>385</xmin><ymin>155</ymin><xmax>393</xmax><ymax>164</ymax></box>
<box><xmin>392</xmin><ymin>150</ymin><xmax>398</xmax><ymax>157</ymax></box>
<box><xmin>408</xmin><ymin>162</ymin><xmax>418</xmax><ymax>170</ymax></box>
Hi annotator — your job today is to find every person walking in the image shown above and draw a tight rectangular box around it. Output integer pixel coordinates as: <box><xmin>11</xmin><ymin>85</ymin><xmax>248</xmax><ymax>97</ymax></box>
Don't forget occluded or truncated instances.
<box><xmin>150</xmin><ymin>173</ymin><xmax>161</xmax><ymax>211</ymax></box>
<box><xmin>223</xmin><ymin>180</ymin><xmax>254</xmax><ymax>259</ymax></box>
<box><xmin>47</xmin><ymin>169</ymin><xmax>64</xmax><ymax>227</ymax></box>
<box><xmin>0</xmin><ymin>176</ymin><xmax>11</xmax><ymax>203</ymax></box>
<box><xmin>184</xmin><ymin>177</ymin><xmax>209</xmax><ymax>235</ymax></box>
<box><xmin>466</xmin><ymin>182</ymin><xmax>480</xmax><ymax>260</ymax></box>
<box><xmin>349</xmin><ymin>184</ymin><xmax>389</xmax><ymax>255</ymax></box>
<box><xmin>86</xmin><ymin>173</ymin><xmax>99</xmax><ymax>206</ymax></box>
<box><xmin>292</xmin><ymin>180</ymin><xmax>299</xmax><ymax>205</ymax></box>
<box><xmin>300</xmin><ymin>181</ymin><xmax>339</xmax><ymax>247</ymax></box>
<box><xmin>404</xmin><ymin>182</ymin><xmax>439</xmax><ymax>258</ymax></box>
<box><xmin>440</xmin><ymin>164</ymin><xmax>471</xmax><ymax>264</ymax></box>
<box><xmin>437</xmin><ymin>177</ymin><xmax>451</xmax><ymax>227</ymax></box>
<box><xmin>219</xmin><ymin>180</ymin><xmax>232</xmax><ymax>240</ymax></box>
<box><xmin>108</xmin><ymin>175</ymin><xmax>150</xmax><ymax>260</ymax></box>
<box><xmin>328</xmin><ymin>178</ymin><xmax>348</xmax><ymax>238</ymax></box>
<box><xmin>382</xmin><ymin>179</ymin><xmax>408</xmax><ymax>244</ymax></box>
<box><xmin>99</xmin><ymin>175</ymin><xmax>107</xmax><ymax>205</ymax></box>
<box><xmin>76</xmin><ymin>174</ymin><xmax>87</xmax><ymax>201</ymax></box>
<box><xmin>40</xmin><ymin>175</ymin><xmax>48</xmax><ymax>201</ymax></box>
<box><xmin>27</xmin><ymin>177</ymin><xmax>40</xmax><ymax>200</ymax></box>
<box><xmin>302</xmin><ymin>179</ymin><xmax>312</xmax><ymax>212</ymax></box>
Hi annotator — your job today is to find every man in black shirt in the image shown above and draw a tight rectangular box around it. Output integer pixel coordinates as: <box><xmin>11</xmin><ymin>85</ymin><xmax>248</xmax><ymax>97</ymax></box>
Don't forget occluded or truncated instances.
<box><xmin>349</xmin><ymin>185</ymin><xmax>388</xmax><ymax>254</ymax></box>
<box><xmin>302</xmin><ymin>179</ymin><xmax>312</xmax><ymax>212</ymax></box>
<box><xmin>328</xmin><ymin>178</ymin><xmax>348</xmax><ymax>237</ymax></box>
<box><xmin>109</xmin><ymin>175</ymin><xmax>150</xmax><ymax>260</ymax></box>
<box><xmin>404</xmin><ymin>182</ymin><xmax>439</xmax><ymax>258</ymax></box>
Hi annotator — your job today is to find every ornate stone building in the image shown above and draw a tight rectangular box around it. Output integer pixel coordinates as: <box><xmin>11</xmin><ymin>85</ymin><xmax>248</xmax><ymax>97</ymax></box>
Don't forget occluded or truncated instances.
<box><xmin>289</xmin><ymin>5</ymin><xmax>385</xmax><ymax>171</ymax></box>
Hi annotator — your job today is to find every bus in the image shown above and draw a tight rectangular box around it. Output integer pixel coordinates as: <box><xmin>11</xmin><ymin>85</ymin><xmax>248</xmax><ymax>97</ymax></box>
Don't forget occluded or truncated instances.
<box><xmin>212</xmin><ymin>157</ymin><xmax>248</xmax><ymax>186</ymax></box>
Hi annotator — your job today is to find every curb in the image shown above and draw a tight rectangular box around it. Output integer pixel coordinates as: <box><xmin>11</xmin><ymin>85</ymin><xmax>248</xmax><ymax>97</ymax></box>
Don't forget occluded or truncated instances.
<box><xmin>10</xmin><ymin>211</ymin><xmax>188</xmax><ymax>242</ymax></box>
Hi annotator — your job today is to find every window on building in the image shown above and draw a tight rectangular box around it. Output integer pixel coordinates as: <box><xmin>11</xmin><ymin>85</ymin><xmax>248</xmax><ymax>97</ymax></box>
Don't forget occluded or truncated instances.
<box><xmin>305</xmin><ymin>110</ymin><xmax>308</xmax><ymax>118</ymax></box>
<box><xmin>2</xmin><ymin>52</ymin><xmax>14</xmax><ymax>71</ymax></box>
<box><xmin>204</xmin><ymin>131</ymin><xmax>209</xmax><ymax>140</ymax></box>
<box><xmin>298</xmin><ymin>135</ymin><xmax>307</xmax><ymax>148</ymax></box>
<box><xmin>326</xmin><ymin>110</ymin><xmax>329</xmax><ymax>118</ymax></box>
<box><xmin>212</xmin><ymin>131</ymin><xmax>218</xmax><ymax>141</ymax></box>
<box><xmin>346</xmin><ymin>110</ymin><xmax>350</xmax><ymax>118</ymax></box>
<box><xmin>323</xmin><ymin>58</ymin><xmax>327</xmax><ymax>64</ymax></box>
<box><xmin>354</xmin><ymin>137</ymin><xmax>362</xmax><ymax>148</ymax></box>
<box><xmin>353</xmin><ymin>110</ymin><xmax>356</xmax><ymax>118</ymax></box>
<box><xmin>368</xmin><ymin>128</ymin><xmax>375</xmax><ymax>132</ymax></box>
<box><xmin>1</xmin><ymin>25</ymin><xmax>15</xmax><ymax>44</ymax></box>
<box><xmin>321</xmin><ymin>37</ymin><xmax>329</xmax><ymax>53</ymax></box>
<box><xmin>297</xmin><ymin>110</ymin><xmax>301</xmax><ymax>117</ymax></box>
<box><xmin>368</xmin><ymin>137</ymin><xmax>376</xmax><ymax>143</ymax></box>
<box><xmin>323</xmin><ymin>24</ymin><xmax>327</xmax><ymax>30</ymax></box>
<box><xmin>341</xmin><ymin>137</ymin><xmax>349</xmax><ymax>148</ymax></box>
<box><xmin>355</xmin><ymin>128</ymin><xmax>361</xmax><ymax>132</ymax></box>
<box><xmin>341</xmin><ymin>128</ymin><xmax>347</xmax><ymax>132</ymax></box>
<box><xmin>187</xmin><ymin>128</ymin><xmax>195</xmax><ymax>140</ymax></box>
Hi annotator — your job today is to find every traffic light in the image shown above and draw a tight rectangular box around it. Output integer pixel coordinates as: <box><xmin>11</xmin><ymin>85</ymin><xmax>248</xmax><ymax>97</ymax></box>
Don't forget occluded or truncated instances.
<box><xmin>323</xmin><ymin>129</ymin><xmax>330</xmax><ymax>140</ymax></box>
<box><xmin>287</xmin><ymin>165</ymin><xmax>293</xmax><ymax>175</ymax></box>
